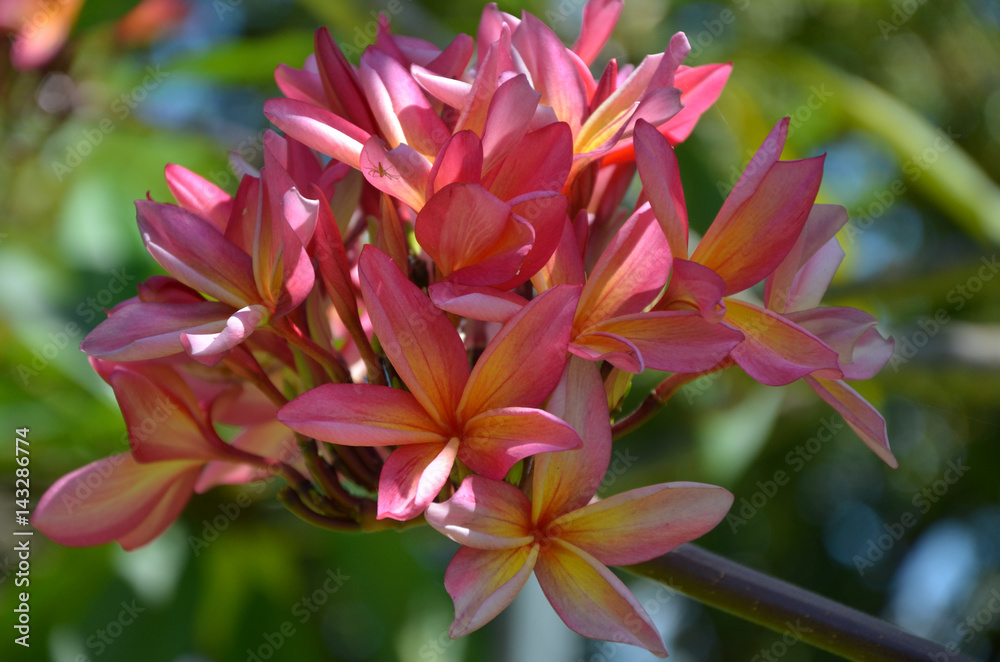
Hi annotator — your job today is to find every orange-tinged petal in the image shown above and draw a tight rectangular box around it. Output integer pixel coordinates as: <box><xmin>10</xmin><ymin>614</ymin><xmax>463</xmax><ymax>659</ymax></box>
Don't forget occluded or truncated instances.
<box><xmin>277</xmin><ymin>383</ymin><xmax>446</xmax><ymax>446</ymax></box>
<box><xmin>725</xmin><ymin>298</ymin><xmax>841</xmax><ymax>386</ymax></box>
<box><xmin>459</xmin><ymin>407</ymin><xmax>581</xmax><ymax>479</ymax></box>
<box><xmin>426</xmin><ymin>475</ymin><xmax>533</xmax><ymax>549</ymax></box>
<box><xmin>570</xmin><ymin>331</ymin><xmax>643</xmax><ymax>374</ymax></box>
<box><xmin>459</xmin><ymin>284</ymin><xmax>579</xmax><ymax>419</ymax></box>
<box><xmin>534</xmin><ymin>357</ymin><xmax>612</xmax><ymax>524</ymax></box>
<box><xmin>535</xmin><ymin>540</ymin><xmax>667</xmax><ymax>657</ymax></box>
<box><xmin>575</xmin><ymin>203</ymin><xmax>671</xmax><ymax>332</ymax></box>
<box><xmin>444</xmin><ymin>544</ymin><xmax>539</xmax><ymax>637</ymax></box>
<box><xmin>552</xmin><ymin>482</ymin><xmax>733</xmax><ymax>565</ymax></box>
<box><xmin>692</xmin><ymin>119</ymin><xmax>825</xmax><ymax>294</ymax></box>
<box><xmin>378</xmin><ymin>438</ymin><xmax>459</xmax><ymax>520</ymax></box>
<box><xmin>33</xmin><ymin>453</ymin><xmax>201</xmax><ymax>548</ymax></box>
<box><xmin>805</xmin><ymin>376</ymin><xmax>897</xmax><ymax>468</ymax></box>
<box><xmin>634</xmin><ymin>119</ymin><xmax>689</xmax><ymax>259</ymax></box>
<box><xmin>359</xmin><ymin>246</ymin><xmax>470</xmax><ymax>429</ymax></box>
<box><xmin>116</xmin><ymin>468</ymin><xmax>200</xmax><ymax>551</ymax></box>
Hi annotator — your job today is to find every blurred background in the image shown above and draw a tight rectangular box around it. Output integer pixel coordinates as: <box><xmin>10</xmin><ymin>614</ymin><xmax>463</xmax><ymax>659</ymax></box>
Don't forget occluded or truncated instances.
<box><xmin>1</xmin><ymin>0</ymin><xmax>999</xmax><ymax>660</ymax></box>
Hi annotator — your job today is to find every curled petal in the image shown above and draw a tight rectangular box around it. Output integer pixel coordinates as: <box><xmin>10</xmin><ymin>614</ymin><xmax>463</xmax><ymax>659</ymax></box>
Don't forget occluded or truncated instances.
<box><xmin>426</xmin><ymin>476</ymin><xmax>533</xmax><ymax>549</ymax></box>
<box><xmin>429</xmin><ymin>282</ymin><xmax>527</xmax><ymax>324</ymax></box>
<box><xmin>180</xmin><ymin>304</ymin><xmax>269</xmax><ymax>362</ymax></box>
<box><xmin>460</xmin><ymin>407</ymin><xmax>582</xmax><ymax>480</ymax></box>
<box><xmin>377</xmin><ymin>438</ymin><xmax>459</xmax><ymax>520</ymax></box>
<box><xmin>263</xmin><ymin>98</ymin><xmax>369</xmax><ymax>170</ymax></box>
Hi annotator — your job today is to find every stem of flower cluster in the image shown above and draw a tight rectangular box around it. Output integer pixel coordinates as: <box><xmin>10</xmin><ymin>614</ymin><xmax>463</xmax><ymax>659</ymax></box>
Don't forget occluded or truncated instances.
<box><xmin>272</xmin><ymin>317</ymin><xmax>352</xmax><ymax>383</ymax></box>
<box><xmin>627</xmin><ymin>544</ymin><xmax>977</xmax><ymax>662</ymax></box>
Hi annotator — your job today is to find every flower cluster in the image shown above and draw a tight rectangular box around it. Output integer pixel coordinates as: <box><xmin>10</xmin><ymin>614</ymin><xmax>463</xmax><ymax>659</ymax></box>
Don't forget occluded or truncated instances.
<box><xmin>34</xmin><ymin>1</ymin><xmax>894</xmax><ymax>654</ymax></box>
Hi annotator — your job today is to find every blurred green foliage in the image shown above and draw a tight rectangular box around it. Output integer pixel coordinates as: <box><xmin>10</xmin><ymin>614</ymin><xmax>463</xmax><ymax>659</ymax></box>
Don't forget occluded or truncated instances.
<box><xmin>1</xmin><ymin>0</ymin><xmax>999</xmax><ymax>661</ymax></box>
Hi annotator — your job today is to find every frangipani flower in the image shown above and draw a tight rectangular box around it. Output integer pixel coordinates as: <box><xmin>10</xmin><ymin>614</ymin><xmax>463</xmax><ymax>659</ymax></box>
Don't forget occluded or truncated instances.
<box><xmin>33</xmin><ymin>364</ymin><xmax>279</xmax><ymax>549</ymax></box>
<box><xmin>278</xmin><ymin>247</ymin><xmax>583</xmax><ymax>520</ymax></box>
<box><xmin>634</xmin><ymin>118</ymin><xmax>895</xmax><ymax>464</ymax></box>
<box><xmin>427</xmin><ymin>357</ymin><xmax>733</xmax><ymax>654</ymax></box>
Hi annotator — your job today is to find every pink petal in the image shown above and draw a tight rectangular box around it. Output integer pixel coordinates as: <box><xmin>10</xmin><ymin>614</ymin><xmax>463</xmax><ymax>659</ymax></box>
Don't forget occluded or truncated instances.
<box><xmin>109</xmin><ymin>368</ymin><xmax>233</xmax><ymax>463</ymax></box>
<box><xmin>414</xmin><ymin>183</ymin><xmax>518</xmax><ymax>278</ymax></box>
<box><xmin>583</xmin><ymin>310</ymin><xmax>744</xmax><ymax>373</ymax></box>
<box><xmin>460</xmin><ymin>407</ymin><xmax>582</xmax><ymax>479</ymax></box>
<box><xmin>263</xmin><ymin>98</ymin><xmax>369</xmax><ymax>170</ymax></box>
<box><xmin>425</xmin><ymin>32</ymin><xmax>475</xmax><ymax>78</ymax></box>
<box><xmin>428</xmin><ymin>131</ymin><xmax>484</xmax><ymax>196</ymax></box>
<box><xmin>511</xmin><ymin>12</ymin><xmax>588</xmax><ymax>133</ymax></box>
<box><xmin>360</xmin><ymin>137</ymin><xmax>431</xmax><ymax>211</ymax></box>
<box><xmin>661</xmin><ymin>63</ymin><xmax>732</xmax><ymax>145</ymax></box>
<box><xmin>572</xmin><ymin>0</ymin><xmax>624</xmax><ymax>65</ymax></box>
<box><xmin>443</xmin><ymin>544</ymin><xmax>538</xmax><ymax>637</ymax></box>
<box><xmin>481</xmin><ymin>74</ymin><xmax>542</xmax><ymax>174</ymax></box>
<box><xmin>656</xmin><ymin>258</ymin><xmax>728</xmax><ymax>322</ymax></box>
<box><xmin>196</xmin><ymin>420</ymin><xmax>297</xmax><ymax>492</ymax></box>
<box><xmin>692</xmin><ymin>119</ymin><xmax>825</xmax><ymax>294</ymax></box>
<box><xmin>634</xmin><ymin>119</ymin><xmax>689</xmax><ymax>259</ymax></box>
<box><xmin>277</xmin><ymin>383</ymin><xmax>446</xmax><ymax>446</ymax></box>
<box><xmin>314</xmin><ymin>27</ymin><xmax>377</xmax><ymax>135</ymax></box>
<box><xmin>180</xmin><ymin>304</ymin><xmax>268</xmax><ymax>360</ymax></box>
<box><xmin>429</xmin><ymin>282</ymin><xmax>527</xmax><ymax>324</ymax></box>
<box><xmin>164</xmin><ymin>164</ymin><xmax>232</xmax><ymax>232</ymax></box>
<box><xmin>81</xmin><ymin>300</ymin><xmax>236</xmax><ymax>361</ymax></box>
<box><xmin>426</xmin><ymin>475</ymin><xmax>533</xmax><ymax>549</ymax></box>
<box><xmin>805</xmin><ymin>376</ymin><xmax>897</xmax><ymax>468</ymax></box>
<box><xmin>766</xmin><ymin>204</ymin><xmax>848</xmax><ymax>313</ymax></box>
<box><xmin>535</xmin><ymin>541</ymin><xmax>667</xmax><ymax>657</ymax></box>
<box><xmin>33</xmin><ymin>453</ymin><xmax>201</xmax><ymax>549</ymax></box>
<box><xmin>488</xmin><ymin>191</ymin><xmax>569</xmax><ymax>291</ymax></box>
<box><xmin>137</xmin><ymin>200</ymin><xmax>260</xmax><ymax>309</ymax></box>
<box><xmin>533</xmin><ymin>357</ymin><xmax>613</xmax><ymax>521</ymax></box>
<box><xmin>485</xmin><ymin>121</ymin><xmax>574</xmax><ymax>201</ymax></box>
<box><xmin>460</xmin><ymin>284</ymin><xmax>580</xmax><ymax>418</ymax></box>
<box><xmin>378</xmin><ymin>438</ymin><xmax>459</xmax><ymax>520</ymax></box>
<box><xmin>553</xmin><ymin>482</ymin><xmax>734</xmax><ymax>565</ymax></box>
<box><xmin>359</xmin><ymin>247</ymin><xmax>470</xmax><ymax>428</ymax></box>
<box><xmin>575</xmin><ymin>203</ymin><xmax>671</xmax><ymax>331</ymax></box>
<box><xmin>725</xmin><ymin>299</ymin><xmax>841</xmax><ymax>386</ymax></box>
<box><xmin>115</xmin><ymin>469</ymin><xmax>200</xmax><ymax>550</ymax></box>
<box><xmin>275</xmin><ymin>63</ymin><xmax>326</xmax><ymax>108</ymax></box>
<box><xmin>570</xmin><ymin>332</ymin><xmax>643</xmax><ymax>374</ymax></box>
<box><xmin>359</xmin><ymin>48</ymin><xmax>449</xmax><ymax>158</ymax></box>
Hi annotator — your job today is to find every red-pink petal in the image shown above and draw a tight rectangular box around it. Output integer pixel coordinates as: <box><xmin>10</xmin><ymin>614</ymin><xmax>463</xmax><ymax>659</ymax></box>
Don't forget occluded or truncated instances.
<box><xmin>725</xmin><ymin>299</ymin><xmax>841</xmax><ymax>386</ymax></box>
<box><xmin>164</xmin><ymin>164</ymin><xmax>232</xmax><ymax>232</ymax></box>
<box><xmin>657</xmin><ymin>258</ymin><xmax>728</xmax><ymax>322</ymax></box>
<box><xmin>378</xmin><ymin>438</ymin><xmax>459</xmax><ymax>520</ymax></box>
<box><xmin>460</xmin><ymin>407</ymin><xmax>582</xmax><ymax>479</ymax></box>
<box><xmin>766</xmin><ymin>204</ymin><xmax>848</xmax><ymax>313</ymax></box>
<box><xmin>662</xmin><ymin>63</ymin><xmax>732</xmax><ymax>145</ymax></box>
<box><xmin>460</xmin><ymin>284</ymin><xmax>580</xmax><ymax>418</ymax></box>
<box><xmin>634</xmin><ymin>119</ymin><xmax>689</xmax><ymax>259</ymax></box>
<box><xmin>277</xmin><ymin>383</ymin><xmax>446</xmax><ymax>446</ymax></box>
<box><xmin>429</xmin><ymin>282</ymin><xmax>527</xmax><ymax>324</ymax></box>
<box><xmin>181</xmin><ymin>304</ymin><xmax>268</xmax><ymax>360</ymax></box>
<box><xmin>512</xmin><ymin>12</ymin><xmax>588</xmax><ymax>133</ymax></box>
<box><xmin>263</xmin><ymin>98</ymin><xmax>369</xmax><ymax>170</ymax></box>
<box><xmin>571</xmin><ymin>0</ymin><xmax>624</xmax><ymax>65</ymax></box>
<box><xmin>359</xmin><ymin>247</ymin><xmax>470</xmax><ymax>428</ymax></box>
